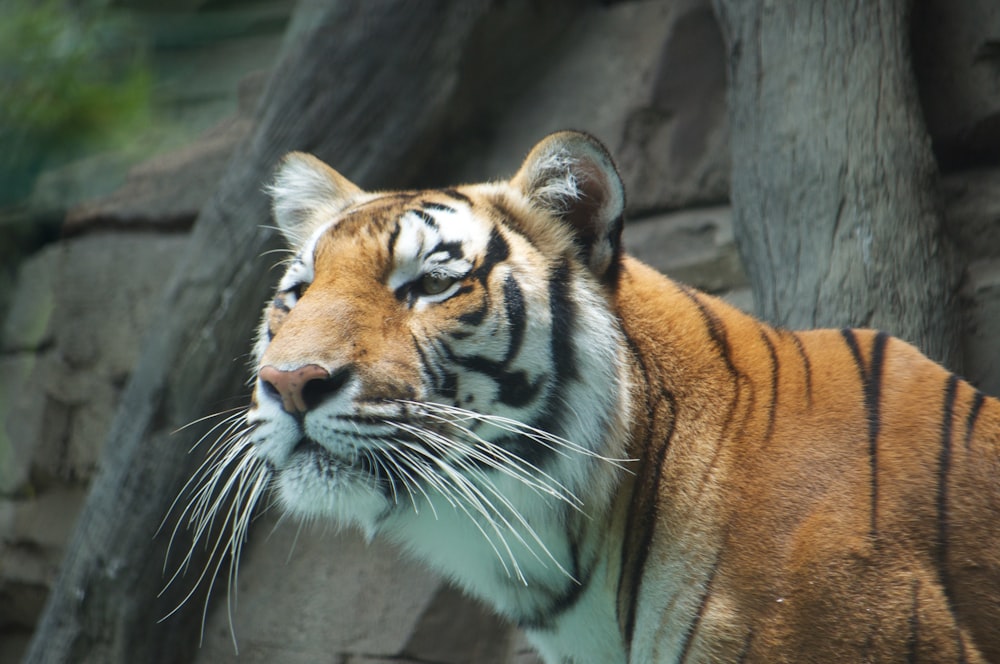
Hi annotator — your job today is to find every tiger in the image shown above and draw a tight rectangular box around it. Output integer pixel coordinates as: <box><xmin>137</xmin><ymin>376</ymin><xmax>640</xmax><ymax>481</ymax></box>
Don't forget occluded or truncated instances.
<box><xmin>188</xmin><ymin>131</ymin><xmax>1000</xmax><ymax>662</ymax></box>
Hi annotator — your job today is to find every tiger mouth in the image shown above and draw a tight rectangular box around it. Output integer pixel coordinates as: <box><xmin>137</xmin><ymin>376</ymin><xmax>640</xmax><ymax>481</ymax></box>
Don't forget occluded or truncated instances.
<box><xmin>293</xmin><ymin>435</ymin><xmax>387</xmax><ymax>475</ymax></box>
<box><xmin>292</xmin><ymin>436</ymin><xmax>329</xmax><ymax>457</ymax></box>
<box><xmin>292</xmin><ymin>436</ymin><xmax>352</xmax><ymax>465</ymax></box>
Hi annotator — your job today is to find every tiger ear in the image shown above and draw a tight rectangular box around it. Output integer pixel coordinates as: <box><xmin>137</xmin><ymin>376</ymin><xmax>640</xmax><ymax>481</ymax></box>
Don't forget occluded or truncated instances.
<box><xmin>268</xmin><ymin>152</ymin><xmax>364</xmax><ymax>246</ymax></box>
<box><xmin>511</xmin><ymin>131</ymin><xmax>625</xmax><ymax>282</ymax></box>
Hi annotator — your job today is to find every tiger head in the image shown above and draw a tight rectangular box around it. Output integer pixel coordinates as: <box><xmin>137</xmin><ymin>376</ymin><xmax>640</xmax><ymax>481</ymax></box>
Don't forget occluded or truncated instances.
<box><xmin>246</xmin><ymin>132</ymin><xmax>633</xmax><ymax>559</ymax></box>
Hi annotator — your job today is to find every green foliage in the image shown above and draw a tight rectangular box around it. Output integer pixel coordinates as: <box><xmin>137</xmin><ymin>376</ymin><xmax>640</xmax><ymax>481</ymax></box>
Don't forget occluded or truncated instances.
<box><xmin>0</xmin><ymin>0</ymin><xmax>152</xmax><ymax>205</ymax></box>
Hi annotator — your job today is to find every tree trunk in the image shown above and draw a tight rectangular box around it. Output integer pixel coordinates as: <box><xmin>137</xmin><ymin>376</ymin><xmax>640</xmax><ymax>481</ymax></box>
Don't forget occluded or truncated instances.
<box><xmin>24</xmin><ymin>2</ymin><xmax>490</xmax><ymax>662</ymax></box>
<box><xmin>711</xmin><ymin>0</ymin><xmax>963</xmax><ymax>370</ymax></box>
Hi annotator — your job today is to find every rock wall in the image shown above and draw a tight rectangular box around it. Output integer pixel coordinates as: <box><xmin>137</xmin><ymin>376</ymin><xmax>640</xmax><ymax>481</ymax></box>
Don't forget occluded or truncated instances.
<box><xmin>2</xmin><ymin>1</ymin><xmax>1000</xmax><ymax>662</ymax></box>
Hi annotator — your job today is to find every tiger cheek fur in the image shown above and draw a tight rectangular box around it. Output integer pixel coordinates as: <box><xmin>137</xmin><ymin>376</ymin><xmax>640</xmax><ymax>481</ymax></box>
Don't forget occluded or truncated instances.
<box><xmin>221</xmin><ymin>132</ymin><xmax>1000</xmax><ymax>663</ymax></box>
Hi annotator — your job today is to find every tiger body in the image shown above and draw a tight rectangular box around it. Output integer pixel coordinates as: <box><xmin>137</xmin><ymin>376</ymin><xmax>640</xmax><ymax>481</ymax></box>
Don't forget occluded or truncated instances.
<box><xmin>614</xmin><ymin>264</ymin><xmax>1000</xmax><ymax>662</ymax></box>
<box><xmin>234</xmin><ymin>132</ymin><xmax>1000</xmax><ymax>662</ymax></box>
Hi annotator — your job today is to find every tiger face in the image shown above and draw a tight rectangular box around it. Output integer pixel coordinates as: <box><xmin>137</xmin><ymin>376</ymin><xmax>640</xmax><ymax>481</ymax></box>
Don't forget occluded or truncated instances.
<box><xmin>245</xmin><ymin>134</ymin><xmax>632</xmax><ymax>593</ymax></box>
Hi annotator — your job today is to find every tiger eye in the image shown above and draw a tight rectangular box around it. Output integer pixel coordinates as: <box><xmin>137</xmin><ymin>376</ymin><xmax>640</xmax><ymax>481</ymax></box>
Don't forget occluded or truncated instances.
<box><xmin>419</xmin><ymin>273</ymin><xmax>455</xmax><ymax>296</ymax></box>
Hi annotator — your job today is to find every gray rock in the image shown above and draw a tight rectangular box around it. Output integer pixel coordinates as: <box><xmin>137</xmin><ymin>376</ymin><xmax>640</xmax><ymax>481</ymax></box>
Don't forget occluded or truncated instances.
<box><xmin>943</xmin><ymin>168</ymin><xmax>1000</xmax><ymax>261</ymax></box>
<box><xmin>627</xmin><ymin>206</ymin><xmax>747</xmax><ymax>295</ymax></box>
<box><xmin>914</xmin><ymin>0</ymin><xmax>1000</xmax><ymax>168</ymax></box>
<box><xmin>616</xmin><ymin>0</ymin><xmax>730</xmax><ymax>213</ymax></box>
<box><xmin>190</xmin><ymin>518</ymin><xmax>471</xmax><ymax>663</ymax></box>
<box><xmin>64</xmin><ymin>115</ymin><xmax>254</xmax><ymax>234</ymax></box>
<box><xmin>964</xmin><ymin>258</ymin><xmax>1000</xmax><ymax>396</ymax></box>
<box><xmin>448</xmin><ymin>0</ymin><xmax>728</xmax><ymax>213</ymax></box>
<box><xmin>1</xmin><ymin>233</ymin><xmax>189</xmax><ymax>494</ymax></box>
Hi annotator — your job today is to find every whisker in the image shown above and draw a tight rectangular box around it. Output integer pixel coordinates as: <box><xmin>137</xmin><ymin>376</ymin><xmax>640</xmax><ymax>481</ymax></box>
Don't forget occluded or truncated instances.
<box><xmin>390</xmin><ymin>424</ymin><xmax>572</xmax><ymax>581</ymax></box>
<box><xmin>389</xmin><ymin>418</ymin><xmax>584</xmax><ymax>511</ymax></box>
<box><xmin>393</xmin><ymin>435</ymin><xmax>542</xmax><ymax>583</ymax></box>
<box><xmin>403</xmin><ymin>400</ymin><xmax>636</xmax><ymax>468</ymax></box>
<box><xmin>171</xmin><ymin>408</ymin><xmax>246</xmax><ymax>436</ymax></box>
<box><xmin>390</xmin><ymin>443</ymin><xmax>521</xmax><ymax>580</ymax></box>
<box><xmin>159</xmin><ymin>406</ymin><xmax>270</xmax><ymax>655</ymax></box>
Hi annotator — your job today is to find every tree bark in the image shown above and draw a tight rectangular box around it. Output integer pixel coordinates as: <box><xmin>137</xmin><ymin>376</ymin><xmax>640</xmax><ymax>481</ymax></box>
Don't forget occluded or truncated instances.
<box><xmin>24</xmin><ymin>2</ymin><xmax>491</xmax><ymax>662</ymax></box>
<box><xmin>711</xmin><ymin>0</ymin><xmax>963</xmax><ymax>370</ymax></box>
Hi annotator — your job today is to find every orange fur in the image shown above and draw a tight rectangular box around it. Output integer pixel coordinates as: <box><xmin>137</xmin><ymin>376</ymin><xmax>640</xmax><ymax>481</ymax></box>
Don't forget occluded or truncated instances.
<box><xmin>252</xmin><ymin>132</ymin><xmax>1000</xmax><ymax>662</ymax></box>
<box><xmin>614</xmin><ymin>258</ymin><xmax>1000</xmax><ymax>662</ymax></box>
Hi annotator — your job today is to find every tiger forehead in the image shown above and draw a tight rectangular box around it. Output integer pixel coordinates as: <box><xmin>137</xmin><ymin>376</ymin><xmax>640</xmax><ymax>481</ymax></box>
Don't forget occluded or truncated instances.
<box><xmin>312</xmin><ymin>191</ymin><xmax>491</xmax><ymax>266</ymax></box>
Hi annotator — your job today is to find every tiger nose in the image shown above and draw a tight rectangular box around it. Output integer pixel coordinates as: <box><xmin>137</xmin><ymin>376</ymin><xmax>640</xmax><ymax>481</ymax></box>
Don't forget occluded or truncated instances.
<box><xmin>258</xmin><ymin>364</ymin><xmax>351</xmax><ymax>413</ymax></box>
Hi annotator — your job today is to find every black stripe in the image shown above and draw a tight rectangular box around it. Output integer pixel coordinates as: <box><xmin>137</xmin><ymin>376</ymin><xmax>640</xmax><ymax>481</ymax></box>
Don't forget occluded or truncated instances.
<box><xmin>272</xmin><ymin>295</ymin><xmax>291</xmax><ymax>312</ymax></box>
<box><xmin>392</xmin><ymin>282</ymin><xmax>415</xmax><ymax>304</ymax></box>
<box><xmin>546</xmin><ymin>261</ymin><xmax>578</xmax><ymax>383</ymax></box>
<box><xmin>964</xmin><ymin>389</ymin><xmax>985</xmax><ymax>449</ymax></box>
<box><xmin>413</xmin><ymin>335</ymin><xmax>444</xmax><ymax>394</ymax></box>
<box><xmin>421</xmin><ymin>201</ymin><xmax>456</xmax><ymax>213</ymax></box>
<box><xmin>441</xmin><ymin>188</ymin><xmax>471</xmax><ymax>204</ymax></box>
<box><xmin>496</xmin><ymin>370</ymin><xmax>545</xmax><ymax>407</ymax></box>
<box><xmin>937</xmin><ymin>374</ymin><xmax>959</xmax><ymax>596</ymax></box>
<box><xmin>483</xmin><ymin>229</ymin><xmax>511</xmax><ymax>277</ymax></box>
<box><xmin>429</xmin><ymin>239</ymin><xmax>463</xmax><ymax>260</ymax></box>
<box><xmin>957</xmin><ymin>630</ymin><xmax>969</xmax><ymax>664</ymax></box>
<box><xmin>409</xmin><ymin>208</ymin><xmax>438</xmax><ymax>229</ymax></box>
<box><xmin>735</xmin><ymin>630</ymin><xmax>754</xmax><ymax>663</ymax></box>
<box><xmin>788</xmin><ymin>331</ymin><xmax>814</xmax><ymax>407</ymax></box>
<box><xmin>466</xmin><ymin>228</ymin><xmax>510</xmax><ymax>293</ymax></box>
<box><xmin>678</xmin><ymin>286</ymin><xmax>743</xmax><ymax>436</ymax></box>
<box><xmin>619</xmin><ymin>318</ymin><xmax>676</xmax><ymax>654</ymax></box>
<box><xmin>597</xmin><ymin>212</ymin><xmax>625</xmax><ymax>287</ymax></box>
<box><xmin>441</xmin><ymin>343</ymin><xmax>545</xmax><ymax>408</ymax></box>
<box><xmin>622</xmin><ymin>395</ymin><xmax>676</xmax><ymax>651</ymax></box>
<box><xmin>440</xmin><ymin>368</ymin><xmax>458</xmax><ymax>400</ymax></box>
<box><xmin>457</xmin><ymin>293</ymin><xmax>490</xmax><ymax>326</ymax></box>
<box><xmin>525</xmin><ymin>261</ymin><xmax>578</xmax><ymax>462</ymax></box>
<box><xmin>678</xmin><ymin>556</ymin><xmax>722</xmax><ymax>664</ymax></box>
<box><xmin>906</xmin><ymin>579</ymin><xmax>920</xmax><ymax>663</ymax></box>
<box><xmin>502</xmin><ymin>273</ymin><xmax>527</xmax><ymax>364</ymax></box>
<box><xmin>841</xmin><ymin>328</ymin><xmax>864</xmax><ymax>369</ymax></box>
<box><xmin>546</xmin><ymin>538</ymin><xmax>589</xmax><ymax>618</ymax></box>
<box><xmin>758</xmin><ymin>327</ymin><xmax>779</xmax><ymax>443</ymax></box>
<box><xmin>387</xmin><ymin>220</ymin><xmax>402</xmax><ymax>263</ymax></box>
<box><xmin>517</xmin><ymin>538</ymin><xmax>590</xmax><ymax>630</ymax></box>
<box><xmin>868</xmin><ymin>331</ymin><xmax>889</xmax><ymax>539</ymax></box>
<box><xmin>680</xmin><ymin>286</ymin><xmax>739</xmax><ymax>379</ymax></box>
<box><xmin>422</xmin><ymin>338</ymin><xmax>459</xmax><ymax>400</ymax></box>
<box><xmin>841</xmin><ymin>329</ymin><xmax>889</xmax><ymax>540</ymax></box>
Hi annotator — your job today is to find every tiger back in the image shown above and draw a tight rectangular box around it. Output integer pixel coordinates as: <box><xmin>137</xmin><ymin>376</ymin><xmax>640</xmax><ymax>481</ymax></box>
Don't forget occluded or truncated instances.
<box><xmin>615</xmin><ymin>260</ymin><xmax>1000</xmax><ymax>662</ymax></box>
<box><xmin>206</xmin><ymin>131</ymin><xmax>1000</xmax><ymax>662</ymax></box>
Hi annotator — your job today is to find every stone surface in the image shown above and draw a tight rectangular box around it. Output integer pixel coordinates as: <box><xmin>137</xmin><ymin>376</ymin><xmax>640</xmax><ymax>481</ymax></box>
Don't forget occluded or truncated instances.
<box><xmin>189</xmin><ymin>517</ymin><xmax>486</xmax><ymax>664</ymax></box>
<box><xmin>0</xmin><ymin>486</ymin><xmax>88</xmax><ymax>660</ymax></box>
<box><xmin>443</xmin><ymin>0</ymin><xmax>727</xmax><ymax>214</ymax></box>
<box><xmin>943</xmin><ymin>168</ymin><xmax>1000</xmax><ymax>261</ymax></box>
<box><xmin>616</xmin><ymin>0</ymin><xmax>730</xmax><ymax>213</ymax></box>
<box><xmin>1</xmin><ymin>233</ymin><xmax>190</xmax><ymax>492</ymax></box>
<box><xmin>0</xmin><ymin>4</ymin><xmax>292</xmax><ymax>663</ymax></box>
<box><xmin>963</xmin><ymin>258</ymin><xmax>1000</xmax><ymax>396</ymax></box>
<box><xmin>914</xmin><ymin>0</ymin><xmax>1000</xmax><ymax>169</ymax></box>
<box><xmin>626</xmin><ymin>206</ymin><xmax>746</xmax><ymax>295</ymax></box>
<box><xmin>64</xmin><ymin>115</ymin><xmax>254</xmax><ymax>234</ymax></box>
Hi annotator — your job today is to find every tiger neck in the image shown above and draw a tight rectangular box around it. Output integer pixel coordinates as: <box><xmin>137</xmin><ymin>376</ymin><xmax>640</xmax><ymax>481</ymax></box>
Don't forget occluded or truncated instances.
<box><xmin>382</xmin><ymin>274</ymin><xmax>639</xmax><ymax>655</ymax></box>
<box><xmin>389</xmin><ymin>257</ymin><xmax>724</xmax><ymax>660</ymax></box>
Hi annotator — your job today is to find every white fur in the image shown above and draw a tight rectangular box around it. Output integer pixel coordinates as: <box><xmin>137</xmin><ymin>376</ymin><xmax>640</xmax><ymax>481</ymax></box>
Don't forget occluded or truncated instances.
<box><xmin>268</xmin><ymin>153</ymin><xmax>364</xmax><ymax>245</ymax></box>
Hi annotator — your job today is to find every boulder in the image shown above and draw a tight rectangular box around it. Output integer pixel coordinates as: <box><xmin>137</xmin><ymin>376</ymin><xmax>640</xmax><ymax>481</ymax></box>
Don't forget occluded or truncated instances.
<box><xmin>914</xmin><ymin>0</ymin><xmax>1000</xmax><ymax>169</ymax></box>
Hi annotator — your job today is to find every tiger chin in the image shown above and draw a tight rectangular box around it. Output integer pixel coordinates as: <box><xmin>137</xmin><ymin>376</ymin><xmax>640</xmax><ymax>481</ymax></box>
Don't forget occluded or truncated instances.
<box><xmin>220</xmin><ymin>132</ymin><xmax>999</xmax><ymax>662</ymax></box>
